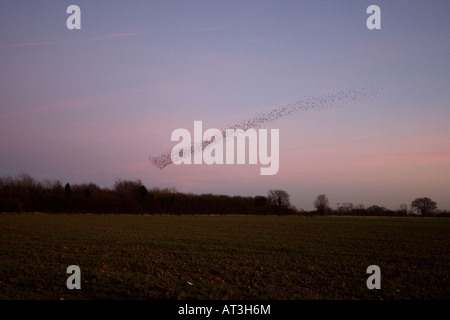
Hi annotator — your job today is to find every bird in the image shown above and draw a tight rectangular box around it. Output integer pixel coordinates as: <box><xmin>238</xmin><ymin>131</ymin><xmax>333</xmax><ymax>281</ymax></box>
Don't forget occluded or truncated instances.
<box><xmin>149</xmin><ymin>88</ymin><xmax>381</xmax><ymax>169</ymax></box>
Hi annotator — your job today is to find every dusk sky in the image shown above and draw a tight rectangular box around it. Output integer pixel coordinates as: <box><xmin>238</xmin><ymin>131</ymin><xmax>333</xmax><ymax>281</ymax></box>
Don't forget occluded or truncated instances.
<box><xmin>1</xmin><ymin>1</ymin><xmax>449</xmax><ymax>211</ymax></box>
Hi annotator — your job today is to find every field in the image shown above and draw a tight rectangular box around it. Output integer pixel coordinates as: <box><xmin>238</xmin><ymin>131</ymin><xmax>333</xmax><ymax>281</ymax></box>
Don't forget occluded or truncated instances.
<box><xmin>0</xmin><ymin>213</ymin><xmax>449</xmax><ymax>300</ymax></box>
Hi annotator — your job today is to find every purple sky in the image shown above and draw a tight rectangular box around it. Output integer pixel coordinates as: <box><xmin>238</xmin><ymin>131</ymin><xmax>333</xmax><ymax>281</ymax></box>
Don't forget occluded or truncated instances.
<box><xmin>1</xmin><ymin>1</ymin><xmax>450</xmax><ymax>211</ymax></box>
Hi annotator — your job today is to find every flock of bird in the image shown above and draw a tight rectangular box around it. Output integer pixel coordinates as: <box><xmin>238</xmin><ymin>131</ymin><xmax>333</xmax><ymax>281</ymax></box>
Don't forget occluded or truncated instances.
<box><xmin>149</xmin><ymin>88</ymin><xmax>380</xmax><ymax>169</ymax></box>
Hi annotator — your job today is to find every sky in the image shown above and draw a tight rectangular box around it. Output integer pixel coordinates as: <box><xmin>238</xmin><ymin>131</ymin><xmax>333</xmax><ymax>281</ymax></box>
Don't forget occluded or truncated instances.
<box><xmin>1</xmin><ymin>0</ymin><xmax>449</xmax><ymax>211</ymax></box>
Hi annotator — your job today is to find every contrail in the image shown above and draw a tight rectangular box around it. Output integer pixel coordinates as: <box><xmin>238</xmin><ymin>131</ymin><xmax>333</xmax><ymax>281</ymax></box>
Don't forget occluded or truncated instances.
<box><xmin>0</xmin><ymin>32</ymin><xmax>144</xmax><ymax>49</ymax></box>
<box><xmin>149</xmin><ymin>88</ymin><xmax>381</xmax><ymax>169</ymax></box>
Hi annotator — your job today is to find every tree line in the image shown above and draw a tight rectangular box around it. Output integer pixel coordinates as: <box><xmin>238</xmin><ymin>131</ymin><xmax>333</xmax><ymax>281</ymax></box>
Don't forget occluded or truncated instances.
<box><xmin>312</xmin><ymin>194</ymin><xmax>448</xmax><ymax>217</ymax></box>
<box><xmin>0</xmin><ymin>174</ymin><xmax>448</xmax><ymax>216</ymax></box>
<box><xmin>0</xmin><ymin>174</ymin><xmax>295</xmax><ymax>215</ymax></box>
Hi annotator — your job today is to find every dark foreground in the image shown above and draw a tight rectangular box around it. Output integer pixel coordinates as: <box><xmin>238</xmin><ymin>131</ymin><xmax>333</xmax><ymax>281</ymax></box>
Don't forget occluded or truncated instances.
<box><xmin>0</xmin><ymin>214</ymin><xmax>449</xmax><ymax>300</ymax></box>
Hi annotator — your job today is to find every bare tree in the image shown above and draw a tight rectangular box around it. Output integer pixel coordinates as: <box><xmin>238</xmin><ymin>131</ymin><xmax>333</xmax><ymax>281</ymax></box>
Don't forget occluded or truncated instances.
<box><xmin>314</xmin><ymin>194</ymin><xmax>330</xmax><ymax>215</ymax></box>
<box><xmin>114</xmin><ymin>179</ymin><xmax>143</xmax><ymax>193</ymax></box>
<box><xmin>337</xmin><ymin>202</ymin><xmax>353</xmax><ymax>215</ymax></box>
<box><xmin>411</xmin><ymin>197</ymin><xmax>437</xmax><ymax>216</ymax></box>
<box><xmin>267</xmin><ymin>189</ymin><xmax>291</xmax><ymax>208</ymax></box>
<box><xmin>398</xmin><ymin>203</ymin><xmax>408</xmax><ymax>216</ymax></box>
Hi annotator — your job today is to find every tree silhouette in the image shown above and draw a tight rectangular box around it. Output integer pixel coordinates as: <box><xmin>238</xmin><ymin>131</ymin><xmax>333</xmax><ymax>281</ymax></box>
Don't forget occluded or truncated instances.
<box><xmin>367</xmin><ymin>205</ymin><xmax>387</xmax><ymax>215</ymax></box>
<box><xmin>314</xmin><ymin>194</ymin><xmax>330</xmax><ymax>215</ymax></box>
<box><xmin>64</xmin><ymin>183</ymin><xmax>72</xmax><ymax>196</ymax></box>
<box><xmin>267</xmin><ymin>189</ymin><xmax>291</xmax><ymax>208</ymax></box>
<box><xmin>138</xmin><ymin>185</ymin><xmax>148</xmax><ymax>197</ymax></box>
<box><xmin>398</xmin><ymin>203</ymin><xmax>408</xmax><ymax>216</ymax></box>
<box><xmin>337</xmin><ymin>202</ymin><xmax>354</xmax><ymax>215</ymax></box>
<box><xmin>411</xmin><ymin>197</ymin><xmax>437</xmax><ymax>216</ymax></box>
